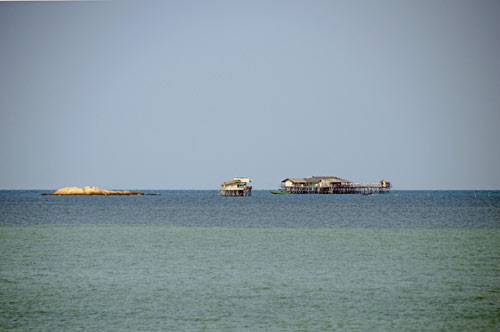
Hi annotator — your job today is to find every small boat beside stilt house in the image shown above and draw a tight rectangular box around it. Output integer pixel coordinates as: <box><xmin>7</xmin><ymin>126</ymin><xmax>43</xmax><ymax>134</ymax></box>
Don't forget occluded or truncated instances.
<box><xmin>221</xmin><ymin>177</ymin><xmax>252</xmax><ymax>196</ymax></box>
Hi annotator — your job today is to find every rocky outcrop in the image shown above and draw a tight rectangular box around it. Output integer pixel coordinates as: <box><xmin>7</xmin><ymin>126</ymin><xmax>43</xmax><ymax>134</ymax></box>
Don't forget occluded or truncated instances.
<box><xmin>42</xmin><ymin>186</ymin><xmax>145</xmax><ymax>196</ymax></box>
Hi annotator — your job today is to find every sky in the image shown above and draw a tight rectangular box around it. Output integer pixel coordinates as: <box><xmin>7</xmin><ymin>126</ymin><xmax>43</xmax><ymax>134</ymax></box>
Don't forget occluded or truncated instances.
<box><xmin>0</xmin><ymin>0</ymin><xmax>499</xmax><ymax>190</ymax></box>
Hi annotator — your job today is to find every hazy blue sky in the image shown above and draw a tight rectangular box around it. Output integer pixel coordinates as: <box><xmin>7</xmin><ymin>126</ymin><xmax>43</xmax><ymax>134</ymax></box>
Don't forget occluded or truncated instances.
<box><xmin>1</xmin><ymin>0</ymin><xmax>499</xmax><ymax>189</ymax></box>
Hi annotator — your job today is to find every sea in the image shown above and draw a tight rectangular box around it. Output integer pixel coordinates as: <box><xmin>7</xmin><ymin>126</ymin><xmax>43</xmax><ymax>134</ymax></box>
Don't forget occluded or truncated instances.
<box><xmin>1</xmin><ymin>190</ymin><xmax>499</xmax><ymax>331</ymax></box>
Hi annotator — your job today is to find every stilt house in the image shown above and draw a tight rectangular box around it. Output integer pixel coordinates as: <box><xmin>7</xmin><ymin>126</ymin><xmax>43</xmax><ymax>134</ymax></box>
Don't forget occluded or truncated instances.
<box><xmin>221</xmin><ymin>177</ymin><xmax>252</xmax><ymax>196</ymax></box>
<box><xmin>280</xmin><ymin>176</ymin><xmax>391</xmax><ymax>194</ymax></box>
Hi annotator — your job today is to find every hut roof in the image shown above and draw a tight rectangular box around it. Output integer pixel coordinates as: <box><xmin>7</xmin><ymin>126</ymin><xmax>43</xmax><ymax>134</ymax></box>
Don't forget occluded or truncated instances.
<box><xmin>281</xmin><ymin>178</ymin><xmax>307</xmax><ymax>183</ymax></box>
<box><xmin>311</xmin><ymin>176</ymin><xmax>352</xmax><ymax>183</ymax></box>
<box><xmin>282</xmin><ymin>176</ymin><xmax>352</xmax><ymax>184</ymax></box>
<box><xmin>222</xmin><ymin>177</ymin><xmax>250</xmax><ymax>186</ymax></box>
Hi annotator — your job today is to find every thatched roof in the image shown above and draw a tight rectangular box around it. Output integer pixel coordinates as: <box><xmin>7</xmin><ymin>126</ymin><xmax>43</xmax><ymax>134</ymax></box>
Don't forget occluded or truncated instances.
<box><xmin>222</xmin><ymin>177</ymin><xmax>250</xmax><ymax>187</ymax></box>
<box><xmin>282</xmin><ymin>176</ymin><xmax>352</xmax><ymax>184</ymax></box>
<box><xmin>281</xmin><ymin>178</ymin><xmax>307</xmax><ymax>183</ymax></box>
<box><xmin>311</xmin><ymin>176</ymin><xmax>352</xmax><ymax>183</ymax></box>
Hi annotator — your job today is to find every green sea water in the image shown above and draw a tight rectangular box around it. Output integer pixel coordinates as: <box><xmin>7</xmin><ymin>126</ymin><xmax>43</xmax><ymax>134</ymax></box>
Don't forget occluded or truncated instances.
<box><xmin>1</xmin><ymin>226</ymin><xmax>499</xmax><ymax>331</ymax></box>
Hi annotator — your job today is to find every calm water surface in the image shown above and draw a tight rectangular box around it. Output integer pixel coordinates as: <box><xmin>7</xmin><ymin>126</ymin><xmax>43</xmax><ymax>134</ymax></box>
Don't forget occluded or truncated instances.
<box><xmin>1</xmin><ymin>190</ymin><xmax>499</xmax><ymax>331</ymax></box>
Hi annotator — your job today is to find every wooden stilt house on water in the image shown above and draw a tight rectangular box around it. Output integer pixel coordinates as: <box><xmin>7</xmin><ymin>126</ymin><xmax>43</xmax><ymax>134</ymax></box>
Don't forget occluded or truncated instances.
<box><xmin>279</xmin><ymin>176</ymin><xmax>391</xmax><ymax>194</ymax></box>
<box><xmin>221</xmin><ymin>177</ymin><xmax>252</xmax><ymax>196</ymax></box>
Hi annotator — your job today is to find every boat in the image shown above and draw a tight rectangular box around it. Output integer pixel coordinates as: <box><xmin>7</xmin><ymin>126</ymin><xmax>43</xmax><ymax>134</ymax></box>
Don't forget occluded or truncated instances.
<box><xmin>361</xmin><ymin>192</ymin><xmax>373</xmax><ymax>196</ymax></box>
<box><xmin>271</xmin><ymin>190</ymin><xmax>290</xmax><ymax>194</ymax></box>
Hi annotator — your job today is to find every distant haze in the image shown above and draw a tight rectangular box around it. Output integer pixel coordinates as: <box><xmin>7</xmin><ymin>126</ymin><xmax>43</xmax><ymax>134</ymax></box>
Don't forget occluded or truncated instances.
<box><xmin>1</xmin><ymin>0</ymin><xmax>499</xmax><ymax>190</ymax></box>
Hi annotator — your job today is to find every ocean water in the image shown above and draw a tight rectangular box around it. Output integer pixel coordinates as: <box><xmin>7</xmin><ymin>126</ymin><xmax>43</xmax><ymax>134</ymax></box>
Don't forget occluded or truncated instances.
<box><xmin>1</xmin><ymin>190</ymin><xmax>499</xmax><ymax>331</ymax></box>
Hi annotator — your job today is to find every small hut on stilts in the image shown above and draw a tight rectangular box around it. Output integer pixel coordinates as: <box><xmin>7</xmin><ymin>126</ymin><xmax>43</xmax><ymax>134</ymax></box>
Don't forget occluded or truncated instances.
<box><xmin>221</xmin><ymin>177</ymin><xmax>252</xmax><ymax>196</ymax></box>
